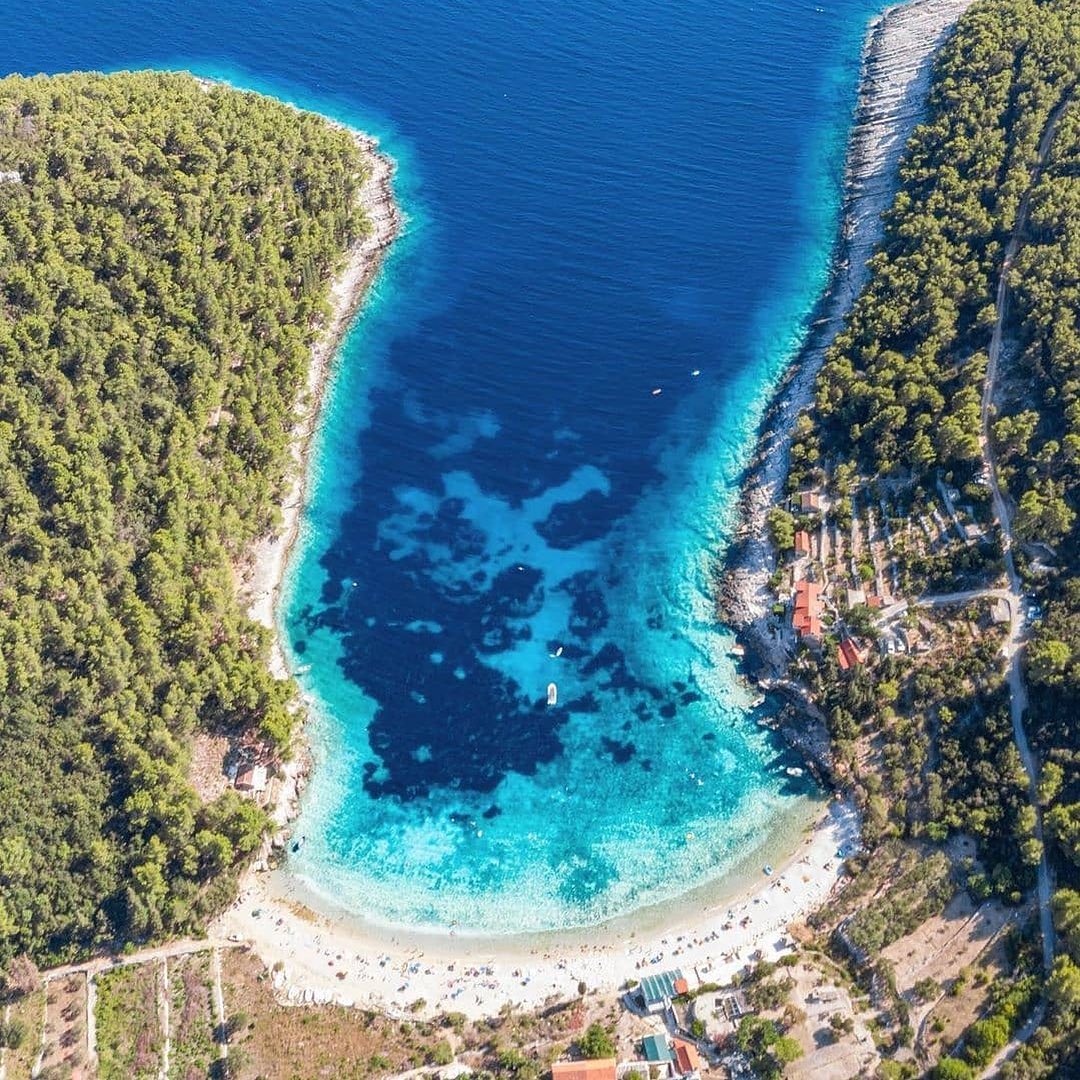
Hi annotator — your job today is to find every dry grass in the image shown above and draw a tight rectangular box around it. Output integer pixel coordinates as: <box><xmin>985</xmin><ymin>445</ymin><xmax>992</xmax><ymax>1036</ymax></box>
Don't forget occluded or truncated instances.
<box><xmin>883</xmin><ymin>892</ymin><xmax>1010</xmax><ymax>997</ymax></box>
<box><xmin>40</xmin><ymin>973</ymin><xmax>90</xmax><ymax>1078</ymax></box>
<box><xmin>189</xmin><ymin>731</ymin><xmax>231</xmax><ymax>803</ymax></box>
<box><xmin>95</xmin><ymin>962</ymin><xmax>164</xmax><ymax>1080</ymax></box>
<box><xmin>4</xmin><ymin>989</ymin><xmax>46</xmax><ymax>1080</ymax></box>
<box><xmin>918</xmin><ymin>928</ymin><xmax>1014</xmax><ymax>1056</ymax></box>
<box><xmin>218</xmin><ymin>948</ymin><xmax>617</xmax><ymax>1079</ymax></box>
<box><xmin>221</xmin><ymin>947</ymin><xmax>447</xmax><ymax>1079</ymax></box>
<box><xmin>169</xmin><ymin>952</ymin><xmax>218</xmax><ymax>1080</ymax></box>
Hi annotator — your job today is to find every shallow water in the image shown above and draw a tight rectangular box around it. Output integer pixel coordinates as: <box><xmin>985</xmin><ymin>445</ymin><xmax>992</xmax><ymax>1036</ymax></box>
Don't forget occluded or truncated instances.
<box><xmin>10</xmin><ymin>0</ymin><xmax>884</xmax><ymax>933</ymax></box>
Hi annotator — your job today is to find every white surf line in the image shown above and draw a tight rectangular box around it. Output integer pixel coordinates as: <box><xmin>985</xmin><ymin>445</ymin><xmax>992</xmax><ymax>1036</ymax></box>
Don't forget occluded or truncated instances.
<box><xmin>86</xmin><ymin>973</ymin><xmax>98</xmax><ymax>1075</ymax></box>
<box><xmin>211</xmin><ymin>949</ymin><xmax>229</xmax><ymax>1064</ymax></box>
<box><xmin>158</xmin><ymin>957</ymin><xmax>171</xmax><ymax>1080</ymax></box>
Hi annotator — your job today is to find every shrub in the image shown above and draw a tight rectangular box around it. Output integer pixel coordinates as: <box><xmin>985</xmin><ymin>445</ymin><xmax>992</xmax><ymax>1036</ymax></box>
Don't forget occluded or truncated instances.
<box><xmin>578</xmin><ymin>1022</ymin><xmax>615</xmax><ymax>1059</ymax></box>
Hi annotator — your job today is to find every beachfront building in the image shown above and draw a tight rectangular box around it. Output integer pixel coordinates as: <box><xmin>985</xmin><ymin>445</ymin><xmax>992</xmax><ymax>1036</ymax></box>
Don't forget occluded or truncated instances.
<box><xmin>636</xmin><ymin>969</ymin><xmax>688</xmax><ymax>1013</ymax></box>
<box><xmin>642</xmin><ymin>1034</ymin><xmax>675</xmax><ymax>1065</ymax></box>
<box><xmin>634</xmin><ymin>1035</ymin><xmax>701</xmax><ymax>1080</ymax></box>
<box><xmin>551</xmin><ymin>1060</ymin><xmax>617</xmax><ymax>1080</ymax></box>
<box><xmin>235</xmin><ymin>763</ymin><xmax>268</xmax><ymax>793</ymax></box>
<box><xmin>792</xmin><ymin>580</ymin><xmax>823</xmax><ymax>644</ymax></box>
<box><xmin>671</xmin><ymin>1037</ymin><xmax>702</xmax><ymax>1079</ymax></box>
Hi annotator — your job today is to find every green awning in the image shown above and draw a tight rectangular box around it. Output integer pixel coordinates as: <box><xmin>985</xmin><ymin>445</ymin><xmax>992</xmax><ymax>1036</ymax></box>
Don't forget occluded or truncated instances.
<box><xmin>639</xmin><ymin>968</ymin><xmax>684</xmax><ymax>1006</ymax></box>
<box><xmin>642</xmin><ymin>1035</ymin><xmax>673</xmax><ymax>1062</ymax></box>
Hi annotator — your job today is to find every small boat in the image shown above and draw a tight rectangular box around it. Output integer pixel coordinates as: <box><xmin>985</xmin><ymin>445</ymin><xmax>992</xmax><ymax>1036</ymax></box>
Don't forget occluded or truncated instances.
<box><xmin>786</xmin><ymin>766</ymin><xmax>804</xmax><ymax>778</ymax></box>
<box><xmin>750</xmin><ymin>694</ymin><xmax>765</xmax><ymax>708</ymax></box>
<box><xmin>547</xmin><ymin>682</ymin><xmax>558</xmax><ymax>706</ymax></box>
<box><xmin>763</xmin><ymin>864</ymin><xmax>774</xmax><ymax>876</ymax></box>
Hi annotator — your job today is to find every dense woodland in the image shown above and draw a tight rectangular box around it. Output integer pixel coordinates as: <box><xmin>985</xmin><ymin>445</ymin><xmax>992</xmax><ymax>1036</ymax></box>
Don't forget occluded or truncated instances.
<box><xmin>790</xmin><ymin>0</ymin><xmax>1079</xmax><ymax>1075</ymax></box>
<box><xmin>0</xmin><ymin>71</ymin><xmax>367</xmax><ymax>967</ymax></box>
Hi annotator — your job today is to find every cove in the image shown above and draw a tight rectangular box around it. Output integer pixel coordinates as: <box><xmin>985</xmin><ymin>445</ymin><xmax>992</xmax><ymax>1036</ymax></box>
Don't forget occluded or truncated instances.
<box><xmin>7</xmin><ymin>0</ymin><xmax>885</xmax><ymax>934</ymax></box>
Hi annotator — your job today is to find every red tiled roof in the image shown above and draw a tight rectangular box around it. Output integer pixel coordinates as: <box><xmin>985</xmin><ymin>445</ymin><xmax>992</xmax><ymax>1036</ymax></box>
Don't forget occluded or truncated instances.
<box><xmin>838</xmin><ymin>639</ymin><xmax>864</xmax><ymax>670</ymax></box>
<box><xmin>552</xmin><ymin>1061</ymin><xmax>616</xmax><ymax>1080</ymax></box>
<box><xmin>672</xmin><ymin>1039</ymin><xmax>701</xmax><ymax>1074</ymax></box>
<box><xmin>793</xmin><ymin>580</ymin><xmax>823</xmax><ymax>638</ymax></box>
<box><xmin>794</xmin><ymin>530</ymin><xmax>811</xmax><ymax>554</ymax></box>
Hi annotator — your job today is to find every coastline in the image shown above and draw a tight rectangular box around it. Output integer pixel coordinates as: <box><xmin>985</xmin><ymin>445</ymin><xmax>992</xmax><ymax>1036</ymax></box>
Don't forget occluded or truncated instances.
<box><xmin>234</xmin><ymin>97</ymin><xmax>402</xmax><ymax>829</ymax></box>
<box><xmin>218</xmin><ymin>798</ymin><xmax>859</xmax><ymax>1020</ymax></box>
<box><xmin>216</xmin><ymin>0</ymin><xmax>973</xmax><ymax>1023</ymax></box>
<box><xmin>718</xmin><ymin>0</ymin><xmax>974</xmax><ymax>675</ymax></box>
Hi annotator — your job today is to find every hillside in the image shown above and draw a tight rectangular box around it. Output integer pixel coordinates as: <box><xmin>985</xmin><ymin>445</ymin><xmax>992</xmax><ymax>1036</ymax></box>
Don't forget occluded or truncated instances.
<box><xmin>0</xmin><ymin>70</ymin><xmax>368</xmax><ymax>965</ymax></box>
<box><xmin>776</xmin><ymin>0</ymin><xmax>1080</xmax><ymax>1074</ymax></box>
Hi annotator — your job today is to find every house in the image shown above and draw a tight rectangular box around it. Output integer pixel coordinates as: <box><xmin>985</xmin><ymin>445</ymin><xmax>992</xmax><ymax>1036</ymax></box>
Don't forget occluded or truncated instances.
<box><xmin>235</xmin><ymin>764</ymin><xmax>268</xmax><ymax>793</ymax></box>
<box><xmin>671</xmin><ymin>1038</ymin><xmax>702</xmax><ymax>1078</ymax></box>
<box><xmin>641</xmin><ymin>1034</ymin><xmax>674</xmax><ymax>1064</ymax></box>
<box><xmin>900</xmin><ymin>626</ymin><xmax>921</xmax><ymax>652</ymax></box>
<box><xmin>792</xmin><ymin>580</ymin><xmax>823</xmax><ymax>643</ymax></box>
<box><xmin>845</xmin><ymin>587</ymin><xmax>866</xmax><ymax>608</ymax></box>
<box><xmin>799</xmin><ymin>491</ymin><xmax>821</xmax><ymax>513</ymax></box>
<box><xmin>637</xmin><ymin>969</ymin><xmax>686</xmax><ymax>1013</ymax></box>
<box><xmin>793</xmin><ymin>530</ymin><xmax>811</xmax><ymax>557</ymax></box>
<box><xmin>837</xmin><ymin>638</ymin><xmax>865</xmax><ymax>671</ymax></box>
<box><xmin>552</xmin><ymin>1061</ymin><xmax>617</xmax><ymax>1080</ymax></box>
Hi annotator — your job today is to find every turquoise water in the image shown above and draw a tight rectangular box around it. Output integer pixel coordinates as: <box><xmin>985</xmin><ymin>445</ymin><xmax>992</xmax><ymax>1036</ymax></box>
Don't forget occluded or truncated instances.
<box><xmin>11</xmin><ymin>0</ymin><xmax>884</xmax><ymax>934</ymax></box>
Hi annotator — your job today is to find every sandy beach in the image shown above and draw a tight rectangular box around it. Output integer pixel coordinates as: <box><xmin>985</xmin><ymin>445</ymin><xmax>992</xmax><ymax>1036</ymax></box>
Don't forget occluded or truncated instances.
<box><xmin>217</xmin><ymin>800</ymin><xmax>859</xmax><ymax>1019</ymax></box>
<box><xmin>215</xmin><ymin>0</ymin><xmax>971</xmax><ymax>1025</ymax></box>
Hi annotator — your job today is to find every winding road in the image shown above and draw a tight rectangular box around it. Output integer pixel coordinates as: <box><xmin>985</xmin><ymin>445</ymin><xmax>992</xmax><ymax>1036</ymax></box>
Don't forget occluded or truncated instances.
<box><xmin>971</xmin><ymin>90</ymin><xmax>1073</xmax><ymax>1079</ymax></box>
<box><xmin>902</xmin><ymin>90</ymin><xmax>1071</xmax><ymax>1080</ymax></box>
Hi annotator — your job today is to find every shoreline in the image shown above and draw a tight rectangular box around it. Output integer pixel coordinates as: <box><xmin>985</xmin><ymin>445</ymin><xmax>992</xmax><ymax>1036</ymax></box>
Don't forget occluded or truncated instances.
<box><xmin>718</xmin><ymin>0</ymin><xmax>975</xmax><ymax>677</ymax></box>
<box><xmin>232</xmin><ymin>93</ymin><xmax>402</xmax><ymax>829</ymax></box>
<box><xmin>216</xmin><ymin>0</ymin><xmax>972</xmax><ymax>1023</ymax></box>
<box><xmin>218</xmin><ymin>798</ymin><xmax>859</xmax><ymax>1020</ymax></box>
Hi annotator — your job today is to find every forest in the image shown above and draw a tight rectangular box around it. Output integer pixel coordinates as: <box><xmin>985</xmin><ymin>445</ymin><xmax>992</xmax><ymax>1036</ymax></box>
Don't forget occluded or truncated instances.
<box><xmin>789</xmin><ymin>0</ymin><xmax>1079</xmax><ymax>1075</ymax></box>
<box><xmin>0</xmin><ymin>71</ymin><xmax>367</xmax><ymax>967</ymax></box>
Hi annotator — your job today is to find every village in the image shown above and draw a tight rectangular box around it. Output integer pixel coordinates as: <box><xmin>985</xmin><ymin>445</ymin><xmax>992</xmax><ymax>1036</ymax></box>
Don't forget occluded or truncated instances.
<box><xmin>763</xmin><ymin>479</ymin><xmax>1004</xmax><ymax>677</ymax></box>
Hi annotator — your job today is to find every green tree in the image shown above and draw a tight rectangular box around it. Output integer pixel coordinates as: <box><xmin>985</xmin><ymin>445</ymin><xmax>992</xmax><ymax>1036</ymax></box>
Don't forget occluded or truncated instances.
<box><xmin>578</xmin><ymin>1023</ymin><xmax>615</xmax><ymax>1059</ymax></box>
<box><xmin>767</xmin><ymin>506</ymin><xmax>797</xmax><ymax>550</ymax></box>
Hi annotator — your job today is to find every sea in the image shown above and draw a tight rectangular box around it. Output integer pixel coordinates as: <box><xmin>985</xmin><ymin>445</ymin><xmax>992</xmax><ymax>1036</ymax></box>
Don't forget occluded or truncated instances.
<box><xmin>9</xmin><ymin>0</ymin><xmax>886</xmax><ymax>936</ymax></box>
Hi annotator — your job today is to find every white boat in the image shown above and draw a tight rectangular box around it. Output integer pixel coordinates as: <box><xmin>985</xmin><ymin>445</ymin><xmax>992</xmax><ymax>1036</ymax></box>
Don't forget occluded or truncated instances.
<box><xmin>786</xmin><ymin>766</ymin><xmax>804</xmax><ymax>778</ymax></box>
<box><xmin>547</xmin><ymin>682</ymin><xmax>558</xmax><ymax>706</ymax></box>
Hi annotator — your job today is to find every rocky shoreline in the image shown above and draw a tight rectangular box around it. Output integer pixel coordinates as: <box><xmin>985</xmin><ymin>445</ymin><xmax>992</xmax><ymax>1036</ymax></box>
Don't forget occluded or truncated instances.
<box><xmin>233</xmin><ymin>106</ymin><xmax>401</xmax><ymax>838</ymax></box>
<box><xmin>718</xmin><ymin>0</ymin><xmax>974</xmax><ymax>775</ymax></box>
<box><xmin>718</xmin><ymin>0</ymin><xmax>974</xmax><ymax>662</ymax></box>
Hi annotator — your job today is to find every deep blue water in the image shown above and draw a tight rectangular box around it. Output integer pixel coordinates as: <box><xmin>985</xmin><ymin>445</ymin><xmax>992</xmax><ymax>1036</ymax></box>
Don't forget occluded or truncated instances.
<box><xmin>10</xmin><ymin>0</ymin><xmax>884</xmax><ymax>933</ymax></box>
